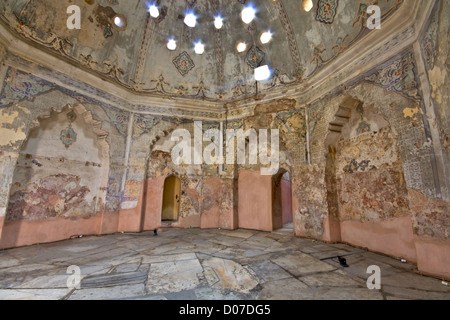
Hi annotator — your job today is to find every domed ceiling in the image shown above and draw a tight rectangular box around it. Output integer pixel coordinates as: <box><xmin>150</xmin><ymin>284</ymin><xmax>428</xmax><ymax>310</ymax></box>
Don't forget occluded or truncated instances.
<box><xmin>0</xmin><ymin>0</ymin><xmax>404</xmax><ymax>102</ymax></box>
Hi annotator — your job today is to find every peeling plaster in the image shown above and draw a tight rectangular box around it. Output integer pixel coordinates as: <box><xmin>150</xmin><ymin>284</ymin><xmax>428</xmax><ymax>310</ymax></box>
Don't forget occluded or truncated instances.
<box><xmin>429</xmin><ymin>65</ymin><xmax>447</xmax><ymax>106</ymax></box>
<box><xmin>0</xmin><ymin>109</ymin><xmax>27</xmax><ymax>147</ymax></box>
<box><xmin>403</xmin><ymin>107</ymin><xmax>421</xmax><ymax>119</ymax></box>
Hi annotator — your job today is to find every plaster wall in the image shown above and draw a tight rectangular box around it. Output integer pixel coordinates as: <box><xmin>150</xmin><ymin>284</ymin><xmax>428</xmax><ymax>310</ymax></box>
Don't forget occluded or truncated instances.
<box><xmin>238</xmin><ymin>170</ymin><xmax>273</xmax><ymax>232</ymax></box>
<box><xmin>0</xmin><ymin>0</ymin><xmax>448</xmax><ymax>280</ymax></box>
<box><xmin>6</xmin><ymin>109</ymin><xmax>105</xmax><ymax>222</ymax></box>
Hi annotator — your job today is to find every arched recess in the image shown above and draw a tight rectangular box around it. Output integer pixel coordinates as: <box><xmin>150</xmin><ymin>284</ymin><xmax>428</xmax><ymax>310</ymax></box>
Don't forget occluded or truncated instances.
<box><xmin>323</xmin><ymin>96</ymin><xmax>361</xmax><ymax>242</ymax></box>
<box><xmin>139</xmin><ymin>126</ymin><xmax>177</xmax><ymax>231</ymax></box>
<box><xmin>1</xmin><ymin>103</ymin><xmax>110</xmax><ymax>248</ymax></box>
<box><xmin>272</xmin><ymin>169</ymin><xmax>293</xmax><ymax>231</ymax></box>
<box><xmin>323</xmin><ymin>93</ymin><xmax>416</xmax><ymax>261</ymax></box>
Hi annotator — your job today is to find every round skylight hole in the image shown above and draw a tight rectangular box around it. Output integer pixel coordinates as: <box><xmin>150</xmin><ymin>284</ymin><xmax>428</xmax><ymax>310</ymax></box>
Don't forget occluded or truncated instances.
<box><xmin>214</xmin><ymin>16</ymin><xmax>224</xmax><ymax>29</ymax></box>
<box><xmin>241</xmin><ymin>7</ymin><xmax>256</xmax><ymax>24</ymax></box>
<box><xmin>194</xmin><ymin>42</ymin><xmax>205</xmax><ymax>55</ymax></box>
<box><xmin>236</xmin><ymin>42</ymin><xmax>247</xmax><ymax>53</ymax></box>
<box><xmin>255</xmin><ymin>65</ymin><xmax>271</xmax><ymax>81</ymax></box>
<box><xmin>260</xmin><ymin>31</ymin><xmax>272</xmax><ymax>44</ymax></box>
<box><xmin>302</xmin><ymin>0</ymin><xmax>314</xmax><ymax>12</ymax></box>
<box><xmin>184</xmin><ymin>13</ymin><xmax>197</xmax><ymax>28</ymax></box>
<box><xmin>167</xmin><ymin>39</ymin><xmax>177</xmax><ymax>51</ymax></box>
<box><xmin>112</xmin><ymin>14</ymin><xmax>127</xmax><ymax>30</ymax></box>
<box><xmin>149</xmin><ymin>5</ymin><xmax>160</xmax><ymax>18</ymax></box>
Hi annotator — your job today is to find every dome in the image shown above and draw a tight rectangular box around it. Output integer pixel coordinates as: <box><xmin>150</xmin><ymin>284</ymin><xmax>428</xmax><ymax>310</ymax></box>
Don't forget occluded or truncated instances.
<box><xmin>0</xmin><ymin>0</ymin><xmax>404</xmax><ymax>103</ymax></box>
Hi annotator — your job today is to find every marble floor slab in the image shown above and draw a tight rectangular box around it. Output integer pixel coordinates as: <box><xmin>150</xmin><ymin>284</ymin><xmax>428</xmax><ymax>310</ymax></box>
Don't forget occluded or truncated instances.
<box><xmin>0</xmin><ymin>228</ymin><xmax>448</xmax><ymax>300</ymax></box>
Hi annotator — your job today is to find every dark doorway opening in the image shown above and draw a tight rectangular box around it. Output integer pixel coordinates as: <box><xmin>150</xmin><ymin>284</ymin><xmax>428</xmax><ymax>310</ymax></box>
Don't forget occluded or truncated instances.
<box><xmin>161</xmin><ymin>175</ymin><xmax>181</xmax><ymax>222</ymax></box>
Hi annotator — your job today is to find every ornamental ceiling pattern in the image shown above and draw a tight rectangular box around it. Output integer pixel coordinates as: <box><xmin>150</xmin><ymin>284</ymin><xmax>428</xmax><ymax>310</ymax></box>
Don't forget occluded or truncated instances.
<box><xmin>0</xmin><ymin>0</ymin><xmax>404</xmax><ymax>102</ymax></box>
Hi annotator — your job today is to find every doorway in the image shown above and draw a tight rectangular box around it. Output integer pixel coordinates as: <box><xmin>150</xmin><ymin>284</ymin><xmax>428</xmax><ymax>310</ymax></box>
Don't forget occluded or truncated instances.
<box><xmin>161</xmin><ymin>175</ymin><xmax>181</xmax><ymax>221</ymax></box>
<box><xmin>272</xmin><ymin>171</ymin><xmax>293</xmax><ymax>231</ymax></box>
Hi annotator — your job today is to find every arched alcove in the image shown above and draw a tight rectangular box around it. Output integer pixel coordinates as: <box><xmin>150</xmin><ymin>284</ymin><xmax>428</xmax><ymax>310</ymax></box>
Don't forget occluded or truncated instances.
<box><xmin>1</xmin><ymin>104</ymin><xmax>110</xmax><ymax>248</ymax></box>
<box><xmin>323</xmin><ymin>96</ymin><xmax>362</xmax><ymax>242</ymax></box>
<box><xmin>323</xmin><ymin>93</ymin><xmax>416</xmax><ymax>261</ymax></box>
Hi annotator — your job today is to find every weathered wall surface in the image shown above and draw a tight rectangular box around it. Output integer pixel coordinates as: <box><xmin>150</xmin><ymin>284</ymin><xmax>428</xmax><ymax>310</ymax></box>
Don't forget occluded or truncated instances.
<box><xmin>202</xmin><ymin>177</ymin><xmax>235</xmax><ymax>230</ymax></box>
<box><xmin>0</xmin><ymin>1</ymin><xmax>448</xmax><ymax>280</ymax></box>
<box><xmin>292</xmin><ymin>164</ymin><xmax>327</xmax><ymax>240</ymax></box>
<box><xmin>0</xmin><ymin>67</ymin><xmax>121</xmax><ymax>247</ymax></box>
<box><xmin>303</xmin><ymin>42</ymin><xmax>449</xmax><ymax>277</ymax></box>
<box><xmin>336</xmin><ymin>127</ymin><xmax>416</xmax><ymax>261</ymax></box>
<box><xmin>236</xmin><ymin>99</ymin><xmax>302</xmax><ymax>232</ymax></box>
<box><xmin>336</xmin><ymin>128</ymin><xmax>409</xmax><ymax>223</ymax></box>
<box><xmin>6</xmin><ymin>107</ymin><xmax>106</xmax><ymax>222</ymax></box>
<box><xmin>0</xmin><ymin>100</ymin><xmax>34</xmax><ymax>217</ymax></box>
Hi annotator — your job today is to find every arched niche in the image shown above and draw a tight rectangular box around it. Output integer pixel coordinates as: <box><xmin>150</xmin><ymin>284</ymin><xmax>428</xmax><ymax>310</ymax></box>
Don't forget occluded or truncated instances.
<box><xmin>2</xmin><ymin>103</ymin><xmax>109</xmax><ymax>247</ymax></box>
<box><xmin>323</xmin><ymin>93</ymin><xmax>415</xmax><ymax>261</ymax></box>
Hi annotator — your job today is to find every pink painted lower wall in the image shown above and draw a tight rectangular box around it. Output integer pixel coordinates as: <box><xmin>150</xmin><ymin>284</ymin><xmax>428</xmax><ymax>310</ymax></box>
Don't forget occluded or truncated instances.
<box><xmin>219</xmin><ymin>206</ymin><xmax>235</xmax><ymax>230</ymax></box>
<box><xmin>414</xmin><ymin>236</ymin><xmax>450</xmax><ymax>280</ymax></box>
<box><xmin>171</xmin><ymin>215</ymin><xmax>201</xmax><ymax>229</ymax></box>
<box><xmin>0</xmin><ymin>180</ymin><xmax>148</xmax><ymax>249</ymax></box>
<box><xmin>200</xmin><ymin>206</ymin><xmax>234</xmax><ymax>230</ymax></box>
<box><xmin>117</xmin><ymin>189</ymin><xmax>144</xmax><ymax>232</ymax></box>
<box><xmin>117</xmin><ymin>207</ymin><xmax>143</xmax><ymax>233</ymax></box>
<box><xmin>201</xmin><ymin>177</ymin><xmax>235</xmax><ymax>230</ymax></box>
<box><xmin>201</xmin><ymin>206</ymin><xmax>220</xmax><ymax>229</ymax></box>
<box><xmin>238</xmin><ymin>170</ymin><xmax>273</xmax><ymax>232</ymax></box>
<box><xmin>0</xmin><ymin>215</ymin><xmax>104</xmax><ymax>249</ymax></box>
<box><xmin>322</xmin><ymin>215</ymin><xmax>341</xmax><ymax>243</ymax></box>
<box><xmin>117</xmin><ymin>182</ymin><xmax>145</xmax><ymax>233</ymax></box>
<box><xmin>340</xmin><ymin>215</ymin><xmax>417</xmax><ymax>263</ymax></box>
<box><xmin>201</xmin><ymin>177</ymin><xmax>223</xmax><ymax>229</ymax></box>
<box><xmin>99</xmin><ymin>212</ymin><xmax>120</xmax><ymax>235</ymax></box>
<box><xmin>143</xmin><ymin>176</ymin><xmax>165</xmax><ymax>231</ymax></box>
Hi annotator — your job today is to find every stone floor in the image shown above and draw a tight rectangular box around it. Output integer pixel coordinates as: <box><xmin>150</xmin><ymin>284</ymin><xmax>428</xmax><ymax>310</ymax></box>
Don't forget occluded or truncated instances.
<box><xmin>0</xmin><ymin>226</ymin><xmax>449</xmax><ymax>300</ymax></box>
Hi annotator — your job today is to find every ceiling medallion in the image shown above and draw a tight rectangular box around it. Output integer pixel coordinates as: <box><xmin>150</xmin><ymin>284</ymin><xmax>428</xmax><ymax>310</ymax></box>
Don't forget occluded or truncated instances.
<box><xmin>173</xmin><ymin>51</ymin><xmax>196</xmax><ymax>76</ymax></box>
<box><xmin>316</xmin><ymin>0</ymin><xmax>339</xmax><ymax>24</ymax></box>
<box><xmin>246</xmin><ymin>46</ymin><xmax>265</xmax><ymax>69</ymax></box>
